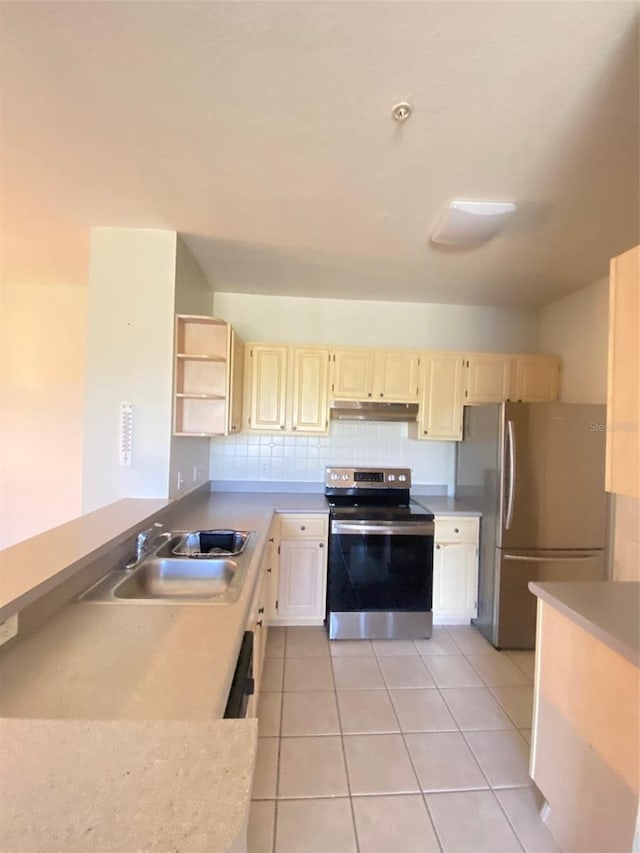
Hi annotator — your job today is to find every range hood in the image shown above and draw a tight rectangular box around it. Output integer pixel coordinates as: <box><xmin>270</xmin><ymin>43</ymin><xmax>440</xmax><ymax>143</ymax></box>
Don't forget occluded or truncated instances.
<box><xmin>329</xmin><ymin>400</ymin><xmax>419</xmax><ymax>422</ymax></box>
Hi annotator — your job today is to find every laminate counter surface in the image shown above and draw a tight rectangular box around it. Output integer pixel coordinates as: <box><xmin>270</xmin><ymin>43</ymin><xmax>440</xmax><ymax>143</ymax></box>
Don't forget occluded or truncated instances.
<box><xmin>529</xmin><ymin>580</ymin><xmax>640</xmax><ymax>666</ymax></box>
<box><xmin>0</xmin><ymin>718</ymin><xmax>257</xmax><ymax>853</ymax></box>
<box><xmin>0</xmin><ymin>490</ymin><xmax>329</xmax><ymax>852</ymax></box>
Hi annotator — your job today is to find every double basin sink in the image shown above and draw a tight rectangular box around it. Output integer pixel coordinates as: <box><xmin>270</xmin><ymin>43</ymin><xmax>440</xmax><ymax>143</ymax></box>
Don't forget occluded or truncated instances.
<box><xmin>79</xmin><ymin>529</ymin><xmax>254</xmax><ymax>605</ymax></box>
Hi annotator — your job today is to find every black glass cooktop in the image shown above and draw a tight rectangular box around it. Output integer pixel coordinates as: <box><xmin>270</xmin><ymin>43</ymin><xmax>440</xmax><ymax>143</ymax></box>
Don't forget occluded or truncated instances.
<box><xmin>327</xmin><ymin>499</ymin><xmax>434</xmax><ymax>522</ymax></box>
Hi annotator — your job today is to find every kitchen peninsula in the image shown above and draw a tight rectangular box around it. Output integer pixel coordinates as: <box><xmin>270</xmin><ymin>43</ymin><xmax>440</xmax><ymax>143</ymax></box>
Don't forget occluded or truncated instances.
<box><xmin>529</xmin><ymin>581</ymin><xmax>640</xmax><ymax>852</ymax></box>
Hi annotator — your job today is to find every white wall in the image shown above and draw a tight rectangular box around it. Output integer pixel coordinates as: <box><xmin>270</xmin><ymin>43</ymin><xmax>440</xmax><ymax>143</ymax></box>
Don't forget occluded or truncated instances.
<box><xmin>210</xmin><ymin>292</ymin><xmax>539</xmax><ymax>488</ymax></box>
<box><xmin>0</xmin><ymin>282</ymin><xmax>87</xmax><ymax>547</ymax></box>
<box><xmin>214</xmin><ymin>292</ymin><xmax>539</xmax><ymax>351</ymax></box>
<box><xmin>169</xmin><ymin>237</ymin><xmax>215</xmax><ymax>498</ymax></box>
<box><xmin>539</xmin><ymin>277</ymin><xmax>609</xmax><ymax>403</ymax></box>
<box><xmin>82</xmin><ymin>228</ymin><xmax>177</xmax><ymax>512</ymax></box>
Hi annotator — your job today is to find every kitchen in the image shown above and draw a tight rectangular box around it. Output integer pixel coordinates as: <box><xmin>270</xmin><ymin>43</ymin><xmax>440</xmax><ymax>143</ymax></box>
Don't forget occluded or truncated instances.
<box><xmin>1</xmin><ymin>2</ymin><xmax>639</xmax><ymax>852</ymax></box>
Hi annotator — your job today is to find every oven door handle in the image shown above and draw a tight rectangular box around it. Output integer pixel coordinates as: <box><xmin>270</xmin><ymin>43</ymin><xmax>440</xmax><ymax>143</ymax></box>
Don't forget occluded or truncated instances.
<box><xmin>331</xmin><ymin>521</ymin><xmax>435</xmax><ymax>536</ymax></box>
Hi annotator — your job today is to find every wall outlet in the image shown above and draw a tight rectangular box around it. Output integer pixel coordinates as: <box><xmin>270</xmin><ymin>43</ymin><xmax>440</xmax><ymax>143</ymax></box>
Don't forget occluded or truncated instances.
<box><xmin>176</xmin><ymin>471</ymin><xmax>185</xmax><ymax>491</ymax></box>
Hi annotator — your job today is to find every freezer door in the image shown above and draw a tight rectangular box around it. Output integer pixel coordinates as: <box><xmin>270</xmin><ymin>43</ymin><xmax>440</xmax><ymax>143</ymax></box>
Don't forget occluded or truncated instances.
<box><xmin>501</xmin><ymin>403</ymin><xmax>607</xmax><ymax>550</ymax></box>
<box><xmin>494</xmin><ymin>548</ymin><xmax>606</xmax><ymax>649</ymax></box>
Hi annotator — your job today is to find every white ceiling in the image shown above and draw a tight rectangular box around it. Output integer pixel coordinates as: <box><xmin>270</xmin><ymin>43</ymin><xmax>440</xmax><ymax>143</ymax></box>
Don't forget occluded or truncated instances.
<box><xmin>1</xmin><ymin>1</ymin><xmax>638</xmax><ymax>307</ymax></box>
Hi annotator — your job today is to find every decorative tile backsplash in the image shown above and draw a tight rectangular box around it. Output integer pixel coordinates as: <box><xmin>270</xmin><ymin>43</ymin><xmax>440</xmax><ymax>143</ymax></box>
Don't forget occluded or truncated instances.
<box><xmin>209</xmin><ymin>421</ymin><xmax>455</xmax><ymax>489</ymax></box>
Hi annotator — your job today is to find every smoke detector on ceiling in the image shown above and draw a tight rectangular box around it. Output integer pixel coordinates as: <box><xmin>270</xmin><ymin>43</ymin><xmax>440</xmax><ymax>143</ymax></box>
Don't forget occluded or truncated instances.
<box><xmin>431</xmin><ymin>200</ymin><xmax>517</xmax><ymax>246</ymax></box>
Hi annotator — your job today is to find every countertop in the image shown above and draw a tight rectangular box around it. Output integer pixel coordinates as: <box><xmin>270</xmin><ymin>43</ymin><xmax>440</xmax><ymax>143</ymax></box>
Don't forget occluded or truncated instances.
<box><xmin>0</xmin><ymin>486</ymin><xmax>478</xmax><ymax>850</ymax></box>
<box><xmin>0</xmin><ymin>492</ymin><xmax>329</xmax><ymax>720</ymax></box>
<box><xmin>0</xmin><ymin>497</ymin><xmax>171</xmax><ymax>622</ymax></box>
<box><xmin>0</xmin><ymin>490</ymin><xmax>328</xmax><ymax>852</ymax></box>
<box><xmin>0</xmin><ymin>718</ymin><xmax>257</xmax><ymax>853</ymax></box>
<box><xmin>529</xmin><ymin>581</ymin><xmax>640</xmax><ymax>667</ymax></box>
<box><xmin>411</xmin><ymin>495</ymin><xmax>481</xmax><ymax>516</ymax></box>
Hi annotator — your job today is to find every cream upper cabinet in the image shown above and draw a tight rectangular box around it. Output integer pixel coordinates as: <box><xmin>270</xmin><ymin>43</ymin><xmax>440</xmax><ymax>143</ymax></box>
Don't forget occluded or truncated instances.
<box><xmin>245</xmin><ymin>344</ymin><xmax>330</xmax><ymax>434</ymax></box>
<box><xmin>510</xmin><ymin>355</ymin><xmax>560</xmax><ymax>402</ymax></box>
<box><xmin>291</xmin><ymin>347</ymin><xmax>331</xmax><ymax>433</ymax></box>
<box><xmin>173</xmin><ymin>315</ymin><xmax>243</xmax><ymax>436</ymax></box>
<box><xmin>606</xmin><ymin>245</ymin><xmax>639</xmax><ymax>498</ymax></box>
<box><xmin>227</xmin><ymin>329</ymin><xmax>244</xmax><ymax>434</ymax></box>
<box><xmin>412</xmin><ymin>351</ymin><xmax>465</xmax><ymax>441</ymax></box>
<box><xmin>374</xmin><ymin>351</ymin><xmax>420</xmax><ymax>402</ymax></box>
<box><xmin>331</xmin><ymin>349</ymin><xmax>375</xmax><ymax>399</ymax></box>
<box><xmin>464</xmin><ymin>353</ymin><xmax>512</xmax><ymax>404</ymax></box>
<box><xmin>245</xmin><ymin>344</ymin><xmax>288</xmax><ymax>430</ymax></box>
<box><xmin>331</xmin><ymin>348</ymin><xmax>419</xmax><ymax>402</ymax></box>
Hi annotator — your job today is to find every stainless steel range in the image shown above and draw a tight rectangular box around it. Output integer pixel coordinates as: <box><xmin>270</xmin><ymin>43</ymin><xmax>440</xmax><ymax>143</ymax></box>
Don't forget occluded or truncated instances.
<box><xmin>325</xmin><ymin>466</ymin><xmax>435</xmax><ymax>640</ymax></box>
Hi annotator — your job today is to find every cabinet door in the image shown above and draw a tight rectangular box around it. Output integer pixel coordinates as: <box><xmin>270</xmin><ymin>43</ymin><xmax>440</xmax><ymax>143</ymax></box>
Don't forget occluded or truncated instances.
<box><xmin>417</xmin><ymin>352</ymin><xmax>465</xmax><ymax>440</ymax></box>
<box><xmin>226</xmin><ymin>328</ymin><xmax>244</xmax><ymax>434</ymax></box>
<box><xmin>511</xmin><ymin>355</ymin><xmax>560</xmax><ymax>402</ymax></box>
<box><xmin>291</xmin><ymin>347</ymin><xmax>330</xmax><ymax>433</ymax></box>
<box><xmin>331</xmin><ymin>349</ymin><xmax>375</xmax><ymax>399</ymax></box>
<box><xmin>465</xmin><ymin>354</ymin><xmax>511</xmax><ymax>404</ymax></box>
<box><xmin>277</xmin><ymin>539</ymin><xmax>326</xmax><ymax>622</ymax></box>
<box><xmin>247</xmin><ymin>345</ymin><xmax>288</xmax><ymax>430</ymax></box>
<box><xmin>432</xmin><ymin>542</ymin><xmax>478</xmax><ymax>622</ymax></box>
<box><xmin>375</xmin><ymin>351</ymin><xmax>420</xmax><ymax>402</ymax></box>
<box><xmin>606</xmin><ymin>245</ymin><xmax>639</xmax><ymax>497</ymax></box>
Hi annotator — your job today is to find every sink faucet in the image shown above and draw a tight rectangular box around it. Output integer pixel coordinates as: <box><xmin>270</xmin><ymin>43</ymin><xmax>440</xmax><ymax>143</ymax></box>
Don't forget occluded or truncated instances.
<box><xmin>125</xmin><ymin>522</ymin><xmax>166</xmax><ymax>570</ymax></box>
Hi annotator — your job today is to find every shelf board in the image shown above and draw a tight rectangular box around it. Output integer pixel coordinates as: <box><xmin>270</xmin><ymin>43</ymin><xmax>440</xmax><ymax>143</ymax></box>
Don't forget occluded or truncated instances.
<box><xmin>176</xmin><ymin>353</ymin><xmax>227</xmax><ymax>362</ymax></box>
<box><xmin>174</xmin><ymin>431</ymin><xmax>223</xmax><ymax>437</ymax></box>
<box><xmin>175</xmin><ymin>393</ymin><xmax>226</xmax><ymax>400</ymax></box>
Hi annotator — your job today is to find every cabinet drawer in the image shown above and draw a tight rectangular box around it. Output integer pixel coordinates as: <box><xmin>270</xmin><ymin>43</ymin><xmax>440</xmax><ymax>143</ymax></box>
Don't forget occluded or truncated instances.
<box><xmin>279</xmin><ymin>514</ymin><xmax>328</xmax><ymax>539</ymax></box>
<box><xmin>434</xmin><ymin>517</ymin><xmax>479</xmax><ymax>542</ymax></box>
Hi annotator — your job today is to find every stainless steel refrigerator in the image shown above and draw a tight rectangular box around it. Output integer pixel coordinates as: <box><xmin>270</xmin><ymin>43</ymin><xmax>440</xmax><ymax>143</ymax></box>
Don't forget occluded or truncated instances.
<box><xmin>455</xmin><ymin>402</ymin><xmax>607</xmax><ymax>649</ymax></box>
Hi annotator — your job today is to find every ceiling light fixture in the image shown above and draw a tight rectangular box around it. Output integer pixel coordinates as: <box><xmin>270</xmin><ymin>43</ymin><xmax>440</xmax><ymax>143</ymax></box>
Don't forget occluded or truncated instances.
<box><xmin>431</xmin><ymin>200</ymin><xmax>517</xmax><ymax>246</ymax></box>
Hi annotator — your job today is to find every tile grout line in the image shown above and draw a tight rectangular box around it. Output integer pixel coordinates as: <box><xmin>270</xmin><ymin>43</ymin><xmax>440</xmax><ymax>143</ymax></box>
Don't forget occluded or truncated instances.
<box><xmin>328</xmin><ymin>637</ymin><xmax>362</xmax><ymax>853</ymax></box>
<box><xmin>383</xmin><ymin>671</ymin><xmax>445</xmax><ymax>853</ymax></box>
<box><xmin>271</xmin><ymin>627</ymin><xmax>287</xmax><ymax>853</ymax></box>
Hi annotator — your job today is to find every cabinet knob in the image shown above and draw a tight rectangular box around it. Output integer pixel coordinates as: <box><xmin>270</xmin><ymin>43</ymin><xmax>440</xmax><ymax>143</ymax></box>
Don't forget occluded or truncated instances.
<box><xmin>454</xmin><ymin>528</ymin><xmax>459</xmax><ymax>533</ymax></box>
<box><xmin>423</xmin><ymin>430</ymin><xmax>428</xmax><ymax>435</ymax></box>
<box><xmin>280</xmin><ymin>425</ymin><xmax>285</xmax><ymax>430</ymax></box>
<box><xmin>231</xmin><ymin>425</ymin><xmax>237</xmax><ymax>431</ymax></box>
<box><xmin>292</xmin><ymin>426</ymin><xmax>297</xmax><ymax>430</ymax></box>
<box><xmin>256</xmin><ymin>619</ymin><xmax>263</xmax><ymax>627</ymax></box>
<box><xmin>319</xmin><ymin>542</ymin><xmax>324</xmax><ymax>548</ymax></box>
<box><xmin>269</xmin><ymin>537</ymin><xmax>274</xmax><ymax>542</ymax></box>
<box><xmin>267</xmin><ymin>567</ymin><xmax>272</xmax><ymax>573</ymax></box>
<box><xmin>300</xmin><ymin>525</ymin><xmax>306</xmax><ymax>531</ymax></box>
<box><xmin>367</xmin><ymin>393</ymin><xmax>372</xmax><ymax>397</ymax></box>
<box><xmin>436</xmin><ymin>544</ymin><xmax>441</xmax><ymax>549</ymax></box>
<box><xmin>258</xmin><ymin>606</ymin><xmax>265</xmax><ymax>614</ymax></box>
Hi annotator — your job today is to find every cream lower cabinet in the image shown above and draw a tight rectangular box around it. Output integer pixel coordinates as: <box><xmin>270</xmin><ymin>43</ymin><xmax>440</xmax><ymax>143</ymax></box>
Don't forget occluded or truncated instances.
<box><xmin>245</xmin><ymin>344</ymin><xmax>330</xmax><ymax>434</ymax></box>
<box><xmin>411</xmin><ymin>352</ymin><xmax>465</xmax><ymax>440</ymax></box>
<box><xmin>245</xmin><ymin>540</ymin><xmax>272</xmax><ymax>715</ymax></box>
<box><xmin>270</xmin><ymin>514</ymin><xmax>328</xmax><ymax>626</ymax></box>
<box><xmin>432</xmin><ymin>516</ymin><xmax>479</xmax><ymax>625</ymax></box>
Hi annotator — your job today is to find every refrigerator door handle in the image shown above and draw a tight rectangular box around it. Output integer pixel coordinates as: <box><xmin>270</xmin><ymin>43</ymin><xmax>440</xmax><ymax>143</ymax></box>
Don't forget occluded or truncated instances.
<box><xmin>503</xmin><ymin>554</ymin><xmax>599</xmax><ymax>563</ymax></box>
<box><xmin>505</xmin><ymin>419</ymin><xmax>516</xmax><ymax>530</ymax></box>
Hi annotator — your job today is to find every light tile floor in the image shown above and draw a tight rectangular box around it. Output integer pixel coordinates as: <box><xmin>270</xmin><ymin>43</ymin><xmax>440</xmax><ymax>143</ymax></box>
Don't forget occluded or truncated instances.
<box><xmin>248</xmin><ymin>625</ymin><xmax>560</xmax><ymax>853</ymax></box>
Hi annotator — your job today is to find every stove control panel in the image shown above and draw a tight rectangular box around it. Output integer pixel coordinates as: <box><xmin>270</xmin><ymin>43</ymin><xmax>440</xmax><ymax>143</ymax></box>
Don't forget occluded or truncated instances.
<box><xmin>325</xmin><ymin>467</ymin><xmax>412</xmax><ymax>489</ymax></box>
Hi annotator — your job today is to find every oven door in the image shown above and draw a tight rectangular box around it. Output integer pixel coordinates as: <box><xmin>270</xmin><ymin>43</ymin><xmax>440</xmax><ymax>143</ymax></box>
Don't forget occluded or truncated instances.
<box><xmin>328</xmin><ymin>520</ymin><xmax>434</xmax><ymax>613</ymax></box>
